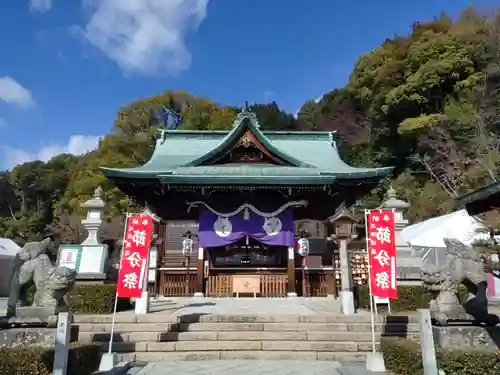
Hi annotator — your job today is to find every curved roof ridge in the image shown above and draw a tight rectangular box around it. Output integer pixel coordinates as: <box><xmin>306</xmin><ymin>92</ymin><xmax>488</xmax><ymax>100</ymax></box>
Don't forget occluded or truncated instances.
<box><xmin>183</xmin><ymin>109</ymin><xmax>314</xmax><ymax>168</ymax></box>
<box><xmin>320</xmin><ymin>140</ymin><xmax>394</xmax><ymax>177</ymax></box>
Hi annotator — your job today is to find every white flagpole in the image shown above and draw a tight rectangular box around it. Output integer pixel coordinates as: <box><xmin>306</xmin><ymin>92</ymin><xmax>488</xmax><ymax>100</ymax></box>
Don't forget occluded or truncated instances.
<box><xmin>364</xmin><ymin>209</ymin><xmax>377</xmax><ymax>355</ymax></box>
<box><xmin>108</xmin><ymin>213</ymin><xmax>131</xmax><ymax>355</ymax></box>
<box><xmin>388</xmin><ymin>208</ymin><xmax>396</xmax><ymax>316</ymax></box>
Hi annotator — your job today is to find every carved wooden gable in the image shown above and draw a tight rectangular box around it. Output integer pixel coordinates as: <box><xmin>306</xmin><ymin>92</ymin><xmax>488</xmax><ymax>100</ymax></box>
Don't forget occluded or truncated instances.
<box><xmin>211</xmin><ymin>130</ymin><xmax>286</xmax><ymax>165</ymax></box>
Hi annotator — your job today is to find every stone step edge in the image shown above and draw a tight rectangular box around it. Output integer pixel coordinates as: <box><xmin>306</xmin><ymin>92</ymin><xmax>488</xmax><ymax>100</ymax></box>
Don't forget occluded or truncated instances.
<box><xmin>95</xmin><ymin>341</ymin><xmax>382</xmax><ymax>352</ymax></box>
<box><xmin>74</xmin><ymin>326</ymin><xmax>415</xmax><ymax>333</ymax></box>
<box><xmin>74</xmin><ymin>314</ymin><xmax>417</xmax><ymax>324</ymax></box>
<box><xmin>78</xmin><ymin>331</ymin><xmax>414</xmax><ymax>342</ymax></box>
<box><xmin>75</xmin><ymin>322</ymin><xmax>418</xmax><ymax>329</ymax></box>
<box><xmin>113</xmin><ymin>351</ymin><xmax>369</xmax><ymax>362</ymax></box>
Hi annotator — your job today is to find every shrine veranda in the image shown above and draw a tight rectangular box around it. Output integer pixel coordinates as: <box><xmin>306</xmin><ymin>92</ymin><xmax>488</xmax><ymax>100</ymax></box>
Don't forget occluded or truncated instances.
<box><xmin>101</xmin><ymin>108</ymin><xmax>393</xmax><ymax>298</ymax></box>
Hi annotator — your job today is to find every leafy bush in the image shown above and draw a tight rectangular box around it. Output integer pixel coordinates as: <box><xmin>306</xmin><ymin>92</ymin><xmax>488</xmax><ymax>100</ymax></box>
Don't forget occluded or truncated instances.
<box><xmin>27</xmin><ymin>284</ymin><xmax>132</xmax><ymax>314</ymax></box>
<box><xmin>380</xmin><ymin>337</ymin><xmax>423</xmax><ymax>375</ymax></box>
<box><xmin>357</xmin><ymin>284</ymin><xmax>431</xmax><ymax>312</ymax></box>
<box><xmin>0</xmin><ymin>343</ymin><xmax>100</xmax><ymax>375</ymax></box>
<box><xmin>356</xmin><ymin>285</ymin><xmax>467</xmax><ymax>312</ymax></box>
<box><xmin>381</xmin><ymin>337</ymin><xmax>500</xmax><ymax>375</ymax></box>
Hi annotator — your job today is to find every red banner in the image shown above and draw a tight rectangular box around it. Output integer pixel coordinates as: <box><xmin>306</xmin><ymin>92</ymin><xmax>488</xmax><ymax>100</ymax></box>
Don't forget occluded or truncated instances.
<box><xmin>367</xmin><ymin>210</ymin><xmax>397</xmax><ymax>300</ymax></box>
<box><xmin>116</xmin><ymin>215</ymin><xmax>153</xmax><ymax>299</ymax></box>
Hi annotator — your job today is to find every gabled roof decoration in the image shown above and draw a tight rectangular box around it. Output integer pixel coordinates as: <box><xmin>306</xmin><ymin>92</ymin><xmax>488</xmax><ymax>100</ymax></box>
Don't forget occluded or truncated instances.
<box><xmin>185</xmin><ymin>109</ymin><xmax>309</xmax><ymax>168</ymax></box>
<box><xmin>100</xmin><ymin>105</ymin><xmax>394</xmax><ymax>185</ymax></box>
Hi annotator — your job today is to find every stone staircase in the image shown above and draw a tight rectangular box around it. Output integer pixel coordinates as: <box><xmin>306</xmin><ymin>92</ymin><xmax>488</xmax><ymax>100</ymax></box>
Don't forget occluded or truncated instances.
<box><xmin>75</xmin><ymin>313</ymin><xmax>419</xmax><ymax>362</ymax></box>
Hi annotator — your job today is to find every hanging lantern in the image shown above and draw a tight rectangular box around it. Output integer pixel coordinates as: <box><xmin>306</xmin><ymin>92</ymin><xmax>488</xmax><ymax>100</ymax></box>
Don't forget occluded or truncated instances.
<box><xmin>297</xmin><ymin>237</ymin><xmax>310</xmax><ymax>256</ymax></box>
<box><xmin>181</xmin><ymin>238</ymin><xmax>194</xmax><ymax>256</ymax></box>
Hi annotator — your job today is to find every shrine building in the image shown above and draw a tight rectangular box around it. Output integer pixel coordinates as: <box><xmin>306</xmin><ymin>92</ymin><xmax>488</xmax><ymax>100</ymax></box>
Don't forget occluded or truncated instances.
<box><xmin>101</xmin><ymin>107</ymin><xmax>393</xmax><ymax>298</ymax></box>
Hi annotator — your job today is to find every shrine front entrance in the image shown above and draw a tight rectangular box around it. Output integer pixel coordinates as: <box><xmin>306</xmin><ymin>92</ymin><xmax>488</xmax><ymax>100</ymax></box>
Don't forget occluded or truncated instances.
<box><xmin>205</xmin><ymin>237</ymin><xmax>289</xmax><ymax>297</ymax></box>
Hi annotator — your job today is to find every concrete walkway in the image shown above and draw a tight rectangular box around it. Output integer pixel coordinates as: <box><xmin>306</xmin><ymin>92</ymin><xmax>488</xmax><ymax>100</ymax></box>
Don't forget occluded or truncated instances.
<box><xmin>127</xmin><ymin>360</ymin><xmax>380</xmax><ymax>375</ymax></box>
<box><xmin>141</xmin><ymin>296</ymin><xmax>343</xmax><ymax>316</ymax></box>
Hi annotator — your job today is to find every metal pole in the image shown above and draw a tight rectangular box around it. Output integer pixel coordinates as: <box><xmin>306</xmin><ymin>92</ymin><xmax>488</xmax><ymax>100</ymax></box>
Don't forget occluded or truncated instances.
<box><xmin>364</xmin><ymin>210</ymin><xmax>377</xmax><ymax>354</ymax></box>
<box><xmin>109</xmin><ymin>213</ymin><xmax>130</xmax><ymax>355</ymax></box>
<box><xmin>305</xmin><ymin>257</ymin><xmax>310</xmax><ymax>297</ymax></box>
<box><xmin>185</xmin><ymin>255</ymin><xmax>190</xmax><ymax>296</ymax></box>
<box><xmin>302</xmin><ymin>256</ymin><xmax>306</xmax><ymax>297</ymax></box>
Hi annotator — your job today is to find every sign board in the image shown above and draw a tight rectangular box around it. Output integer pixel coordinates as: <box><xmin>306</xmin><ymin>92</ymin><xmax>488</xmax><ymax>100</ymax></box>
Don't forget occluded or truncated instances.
<box><xmin>373</xmin><ymin>296</ymin><xmax>390</xmax><ymax>304</ymax></box>
<box><xmin>79</xmin><ymin>245</ymin><xmax>107</xmax><ymax>274</ymax></box>
<box><xmin>148</xmin><ymin>247</ymin><xmax>157</xmax><ymax>283</ymax></box>
<box><xmin>116</xmin><ymin>216</ymin><xmax>153</xmax><ymax>299</ymax></box>
<box><xmin>57</xmin><ymin>245</ymin><xmax>82</xmax><ymax>272</ymax></box>
<box><xmin>232</xmin><ymin>275</ymin><xmax>260</xmax><ymax>295</ymax></box>
<box><xmin>366</xmin><ymin>210</ymin><xmax>398</xmax><ymax>300</ymax></box>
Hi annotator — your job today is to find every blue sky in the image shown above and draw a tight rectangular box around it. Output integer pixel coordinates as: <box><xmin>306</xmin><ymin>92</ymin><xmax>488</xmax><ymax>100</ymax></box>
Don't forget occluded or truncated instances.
<box><xmin>0</xmin><ymin>0</ymin><xmax>495</xmax><ymax>170</ymax></box>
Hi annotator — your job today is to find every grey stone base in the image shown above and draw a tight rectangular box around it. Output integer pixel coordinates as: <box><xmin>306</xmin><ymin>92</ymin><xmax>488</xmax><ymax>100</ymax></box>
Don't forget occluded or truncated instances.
<box><xmin>15</xmin><ymin>306</ymin><xmax>65</xmax><ymax>317</ymax></box>
<box><xmin>0</xmin><ymin>326</ymin><xmax>79</xmax><ymax>346</ymax></box>
<box><xmin>1</xmin><ymin>307</ymin><xmax>73</xmax><ymax>328</ymax></box>
<box><xmin>433</xmin><ymin>325</ymin><xmax>500</xmax><ymax>350</ymax></box>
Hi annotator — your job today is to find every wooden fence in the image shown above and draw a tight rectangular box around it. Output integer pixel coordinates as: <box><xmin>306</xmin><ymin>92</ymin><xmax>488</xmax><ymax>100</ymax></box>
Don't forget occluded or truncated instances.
<box><xmin>155</xmin><ymin>271</ymin><xmax>197</xmax><ymax>297</ymax></box>
<box><xmin>154</xmin><ymin>270</ymin><xmax>342</xmax><ymax>297</ymax></box>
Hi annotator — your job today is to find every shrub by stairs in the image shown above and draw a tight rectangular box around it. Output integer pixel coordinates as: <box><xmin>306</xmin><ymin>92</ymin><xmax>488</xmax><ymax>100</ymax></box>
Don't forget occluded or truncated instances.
<box><xmin>75</xmin><ymin>313</ymin><xmax>419</xmax><ymax>362</ymax></box>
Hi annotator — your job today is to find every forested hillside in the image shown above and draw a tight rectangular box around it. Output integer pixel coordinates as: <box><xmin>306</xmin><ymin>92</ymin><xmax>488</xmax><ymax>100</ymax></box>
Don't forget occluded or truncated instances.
<box><xmin>1</xmin><ymin>8</ymin><xmax>499</xmax><ymax>245</ymax></box>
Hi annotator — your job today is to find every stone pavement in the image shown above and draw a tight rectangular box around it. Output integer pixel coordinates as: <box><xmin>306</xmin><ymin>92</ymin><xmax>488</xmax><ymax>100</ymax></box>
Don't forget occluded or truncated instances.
<box><xmin>126</xmin><ymin>360</ymin><xmax>379</xmax><ymax>375</ymax></box>
<box><xmin>139</xmin><ymin>296</ymin><xmax>343</xmax><ymax>316</ymax></box>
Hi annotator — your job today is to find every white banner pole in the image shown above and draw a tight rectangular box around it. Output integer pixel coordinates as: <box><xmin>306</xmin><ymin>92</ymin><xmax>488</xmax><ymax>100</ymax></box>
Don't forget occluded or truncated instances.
<box><xmin>364</xmin><ymin>209</ymin><xmax>377</xmax><ymax>354</ymax></box>
<box><xmin>108</xmin><ymin>213</ymin><xmax>131</xmax><ymax>355</ymax></box>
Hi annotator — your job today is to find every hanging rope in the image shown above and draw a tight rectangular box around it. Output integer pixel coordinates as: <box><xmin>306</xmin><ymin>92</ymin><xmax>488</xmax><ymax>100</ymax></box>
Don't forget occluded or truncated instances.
<box><xmin>186</xmin><ymin>200</ymin><xmax>308</xmax><ymax>217</ymax></box>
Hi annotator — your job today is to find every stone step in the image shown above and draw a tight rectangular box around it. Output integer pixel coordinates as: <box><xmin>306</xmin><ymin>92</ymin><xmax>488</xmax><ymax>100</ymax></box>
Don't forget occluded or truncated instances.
<box><xmin>74</xmin><ymin>313</ymin><xmax>417</xmax><ymax>324</ymax></box>
<box><xmin>114</xmin><ymin>350</ymin><xmax>368</xmax><ymax>362</ymax></box>
<box><xmin>76</xmin><ymin>322</ymin><xmax>419</xmax><ymax>333</ymax></box>
<box><xmin>79</xmin><ymin>330</ymin><xmax>415</xmax><ymax>343</ymax></box>
<box><xmin>98</xmin><ymin>340</ymin><xmax>379</xmax><ymax>352</ymax></box>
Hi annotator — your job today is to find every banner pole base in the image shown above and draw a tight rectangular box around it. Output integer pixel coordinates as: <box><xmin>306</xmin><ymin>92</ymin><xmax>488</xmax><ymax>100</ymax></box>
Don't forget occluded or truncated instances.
<box><xmin>99</xmin><ymin>353</ymin><xmax>118</xmax><ymax>372</ymax></box>
<box><xmin>365</xmin><ymin>351</ymin><xmax>386</xmax><ymax>373</ymax></box>
<box><xmin>340</xmin><ymin>290</ymin><xmax>355</xmax><ymax>315</ymax></box>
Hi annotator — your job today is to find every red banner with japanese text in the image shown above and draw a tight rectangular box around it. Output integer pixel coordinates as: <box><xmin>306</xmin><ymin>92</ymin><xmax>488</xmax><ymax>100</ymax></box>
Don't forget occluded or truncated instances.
<box><xmin>116</xmin><ymin>215</ymin><xmax>153</xmax><ymax>299</ymax></box>
<box><xmin>366</xmin><ymin>210</ymin><xmax>397</xmax><ymax>300</ymax></box>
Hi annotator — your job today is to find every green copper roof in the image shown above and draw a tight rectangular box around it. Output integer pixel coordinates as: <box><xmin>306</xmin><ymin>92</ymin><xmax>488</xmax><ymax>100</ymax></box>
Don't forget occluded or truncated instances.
<box><xmin>101</xmin><ymin>108</ymin><xmax>393</xmax><ymax>185</ymax></box>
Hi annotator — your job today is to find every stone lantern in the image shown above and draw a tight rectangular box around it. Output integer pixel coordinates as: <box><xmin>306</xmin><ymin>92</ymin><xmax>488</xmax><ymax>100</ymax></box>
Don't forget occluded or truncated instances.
<box><xmin>81</xmin><ymin>186</ymin><xmax>105</xmax><ymax>245</ymax></box>
<box><xmin>380</xmin><ymin>186</ymin><xmax>420</xmax><ymax>282</ymax></box>
<box><xmin>326</xmin><ymin>203</ymin><xmax>359</xmax><ymax>315</ymax></box>
<box><xmin>77</xmin><ymin>186</ymin><xmax>108</xmax><ymax>280</ymax></box>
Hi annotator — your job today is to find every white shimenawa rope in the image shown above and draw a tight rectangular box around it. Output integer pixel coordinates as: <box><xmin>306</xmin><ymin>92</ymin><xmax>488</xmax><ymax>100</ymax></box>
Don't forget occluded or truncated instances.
<box><xmin>186</xmin><ymin>200</ymin><xmax>308</xmax><ymax>218</ymax></box>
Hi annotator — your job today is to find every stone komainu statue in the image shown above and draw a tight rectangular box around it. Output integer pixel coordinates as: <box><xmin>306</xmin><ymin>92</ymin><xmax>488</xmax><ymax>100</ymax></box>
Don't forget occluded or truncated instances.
<box><xmin>7</xmin><ymin>237</ymin><xmax>77</xmax><ymax>316</ymax></box>
<box><xmin>421</xmin><ymin>237</ymin><xmax>499</xmax><ymax>326</ymax></box>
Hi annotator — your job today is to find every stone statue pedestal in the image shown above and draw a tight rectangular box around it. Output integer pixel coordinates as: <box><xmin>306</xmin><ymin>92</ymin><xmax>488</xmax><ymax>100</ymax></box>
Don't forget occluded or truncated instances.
<box><xmin>15</xmin><ymin>306</ymin><xmax>65</xmax><ymax>317</ymax></box>
<box><xmin>0</xmin><ymin>312</ymin><xmax>77</xmax><ymax>356</ymax></box>
<box><xmin>4</xmin><ymin>307</ymin><xmax>72</xmax><ymax>328</ymax></box>
<box><xmin>433</xmin><ymin>324</ymin><xmax>500</xmax><ymax>351</ymax></box>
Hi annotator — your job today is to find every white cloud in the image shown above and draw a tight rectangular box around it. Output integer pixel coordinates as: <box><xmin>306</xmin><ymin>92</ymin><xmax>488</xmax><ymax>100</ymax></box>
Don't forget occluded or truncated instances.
<box><xmin>293</xmin><ymin>95</ymin><xmax>325</xmax><ymax>118</ymax></box>
<box><xmin>80</xmin><ymin>0</ymin><xmax>210</xmax><ymax>75</ymax></box>
<box><xmin>3</xmin><ymin>134</ymin><xmax>101</xmax><ymax>170</ymax></box>
<box><xmin>29</xmin><ymin>0</ymin><xmax>52</xmax><ymax>12</ymax></box>
<box><xmin>0</xmin><ymin>77</ymin><xmax>35</xmax><ymax>108</ymax></box>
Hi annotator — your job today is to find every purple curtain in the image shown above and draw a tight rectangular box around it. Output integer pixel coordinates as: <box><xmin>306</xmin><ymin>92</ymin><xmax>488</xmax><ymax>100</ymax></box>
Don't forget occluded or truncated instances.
<box><xmin>198</xmin><ymin>209</ymin><xmax>295</xmax><ymax>248</ymax></box>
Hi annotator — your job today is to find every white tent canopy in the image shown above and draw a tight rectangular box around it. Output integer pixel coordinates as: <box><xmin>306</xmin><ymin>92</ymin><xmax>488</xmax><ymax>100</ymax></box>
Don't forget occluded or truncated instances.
<box><xmin>0</xmin><ymin>238</ymin><xmax>21</xmax><ymax>296</ymax></box>
<box><xmin>0</xmin><ymin>238</ymin><xmax>21</xmax><ymax>257</ymax></box>
<box><xmin>400</xmin><ymin>209</ymin><xmax>488</xmax><ymax>269</ymax></box>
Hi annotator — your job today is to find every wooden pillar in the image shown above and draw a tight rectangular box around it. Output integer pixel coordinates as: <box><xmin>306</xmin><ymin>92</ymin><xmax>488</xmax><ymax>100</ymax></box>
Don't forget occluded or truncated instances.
<box><xmin>195</xmin><ymin>247</ymin><xmax>204</xmax><ymax>297</ymax></box>
<box><xmin>287</xmin><ymin>246</ymin><xmax>297</xmax><ymax>297</ymax></box>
